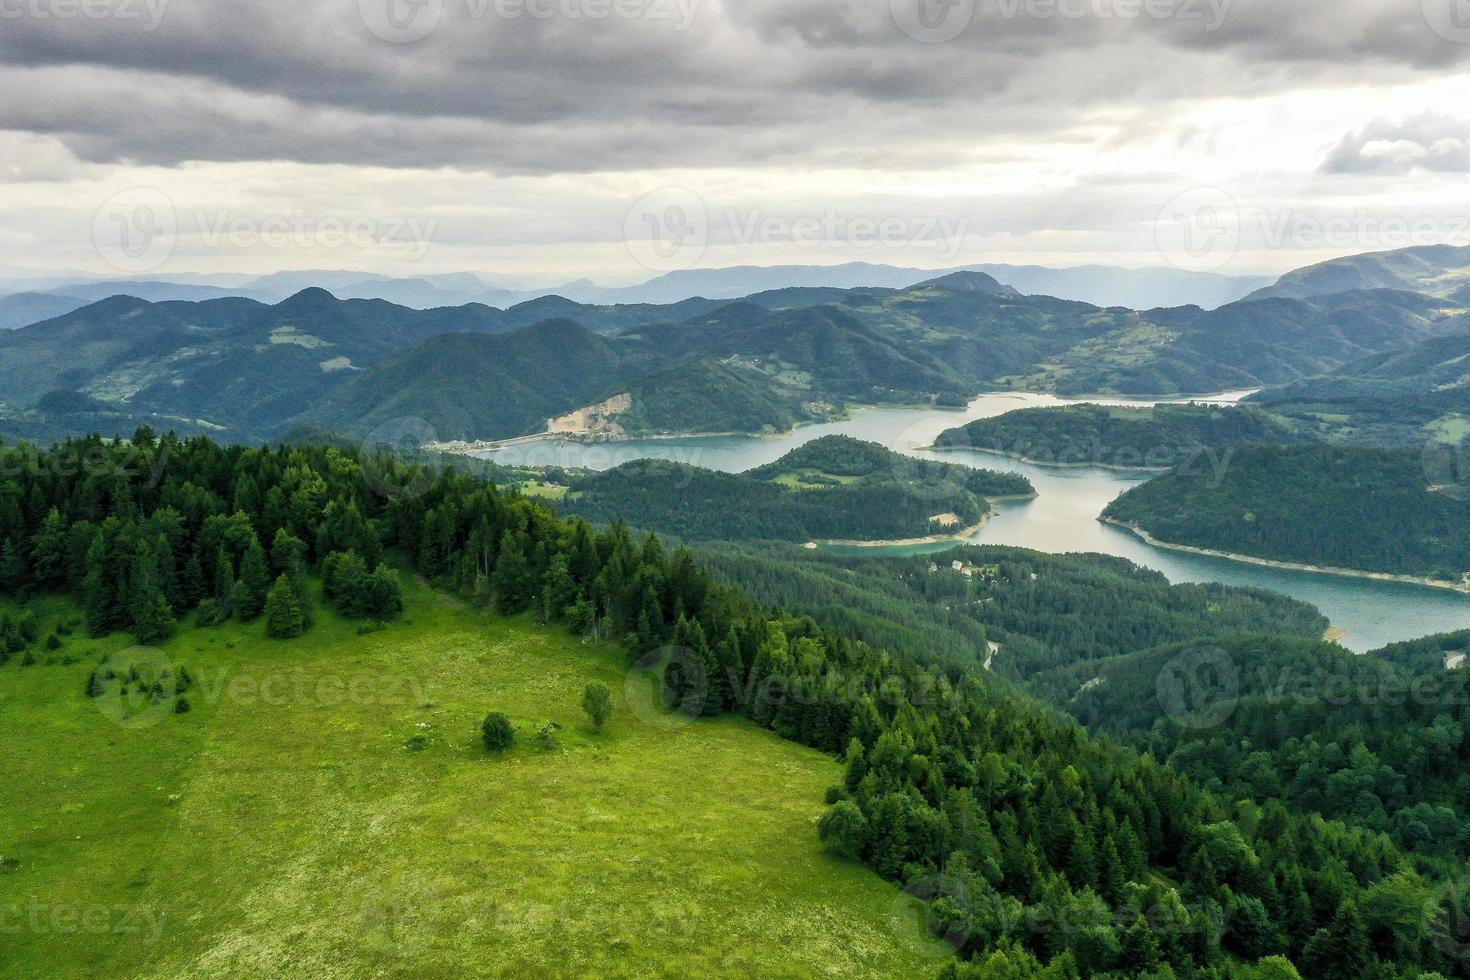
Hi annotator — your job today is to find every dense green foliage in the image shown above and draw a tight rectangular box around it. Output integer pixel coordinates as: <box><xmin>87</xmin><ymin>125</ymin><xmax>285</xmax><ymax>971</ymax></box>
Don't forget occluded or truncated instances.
<box><xmin>696</xmin><ymin>542</ymin><xmax>1327</xmax><ymax>680</ymax></box>
<box><xmin>0</xmin><ymin>430</ymin><xmax>402</xmax><ymax>647</ymax></box>
<box><xmin>1104</xmin><ymin>445</ymin><xmax>1470</xmax><ymax>581</ymax></box>
<box><xmin>934</xmin><ymin>403</ymin><xmax>1318</xmax><ymax>470</ymax></box>
<box><xmin>1031</xmin><ymin>633</ymin><xmax>1470</xmax><ymax>866</ymax></box>
<box><xmin>614</xmin><ymin>356</ymin><xmax>835</xmax><ymax>434</ymax></box>
<box><xmin>565</xmin><ymin>436</ymin><xmax>1032</xmax><ymax>543</ymax></box>
<box><xmin>5</xmin><ymin>428</ymin><xmax>1469</xmax><ymax>976</ymax></box>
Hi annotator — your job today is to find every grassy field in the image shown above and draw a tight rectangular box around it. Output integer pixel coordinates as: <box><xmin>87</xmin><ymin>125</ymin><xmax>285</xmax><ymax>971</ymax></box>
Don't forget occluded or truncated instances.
<box><xmin>0</xmin><ymin>579</ymin><xmax>944</xmax><ymax>977</ymax></box>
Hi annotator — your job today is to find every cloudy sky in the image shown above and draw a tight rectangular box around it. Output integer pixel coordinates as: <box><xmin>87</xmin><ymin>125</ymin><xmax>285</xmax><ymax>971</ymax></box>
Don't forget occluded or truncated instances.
<box><xmin>0</xmin><ymin>0</ymin><xmax>1467</xmax><ymax>284</ymax></box>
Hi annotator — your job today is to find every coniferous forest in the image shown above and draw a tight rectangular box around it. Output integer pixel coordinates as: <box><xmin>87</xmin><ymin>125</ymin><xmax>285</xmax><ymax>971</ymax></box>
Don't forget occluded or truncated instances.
<box><xmin>4</xmin><ymin>428</ymin><xmax>1470</xmax><ymax>977</ymax></box>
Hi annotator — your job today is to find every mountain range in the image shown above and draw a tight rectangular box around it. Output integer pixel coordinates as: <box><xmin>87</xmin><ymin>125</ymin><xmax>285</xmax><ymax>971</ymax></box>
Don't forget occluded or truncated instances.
<box><xmin>2</xmin><ymin>265</ymin><xmax>1467</xmax><ymax>448</ymax></box>
<box><xmin>0</xmin><ymin>260</ymin><xmax>1276</xmax><ymax>329</ymax></box>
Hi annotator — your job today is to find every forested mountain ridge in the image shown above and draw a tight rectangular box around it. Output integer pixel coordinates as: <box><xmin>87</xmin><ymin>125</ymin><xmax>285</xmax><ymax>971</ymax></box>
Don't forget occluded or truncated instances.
<box><xmin>1103</xmin><ymin>445</ymin><xmax>1470</xmax><ymax>583</ymax></box>
<box><xmin>2</xmin><ymin>277</ymin><xmax>1465</xmax><ymax>447</ymax></box>
<box><xmin>563</xmin><ymin>435</ymin><xmax>1034</xmax><ymax>543</ymax></box>
<box><xmin>1248</xmin><ymin>243</ymin><xmax>1470</xmax><ymax>302</ymax></box>
<box><xmin>696</xmin><ymin>540</ymin><xmax>1328</xmax><ymax>679</ymax></box>
<box><xmin>2</xmin><ymin>428</ymin><xmax>1465</xmax><ymax>976</ymax></box>
<box><xmin>1248</xmin><ymin>333</ymin><xmax>1470</xmax><ymax>447</ymax></box>
<box><xmin>932</xmin><ymin>403</ymin><xmax>1320</xmax><ymax>470</ymax></box>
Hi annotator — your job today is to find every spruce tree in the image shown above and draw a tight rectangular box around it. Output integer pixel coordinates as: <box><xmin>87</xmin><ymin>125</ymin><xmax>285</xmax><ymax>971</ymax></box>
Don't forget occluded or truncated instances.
<box><xmin>265</xmin><ymin>574</ymin><xmax>305</xmax><ymax>638</ymax></box>
<box><xmin>236</xmin><ymin>537</ymin><xmax>270</xmax><ymax>620</ymax></box>
<box><xmin>0</xmin><ymin>537</ymin><xmax>25</xmax><ymax>591</ymax></box>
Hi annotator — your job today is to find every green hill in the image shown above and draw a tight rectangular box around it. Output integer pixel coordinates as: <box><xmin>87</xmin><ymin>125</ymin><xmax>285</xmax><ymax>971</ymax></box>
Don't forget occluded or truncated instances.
<box><xmin>0</xmin><ymin>580</ymin><xmax>944</xmax><ymax>976</ymax></box>
<box><xmin>1250</xmin><ymin>333</ymin><xmax>1470</xmax><ymax>448</ymax></box>
<box><xmin>1103</xmin><ymin>444</ymin><xmax>1470</xmax><ymax>582</ymax></box>
<box><xmin>932</xmin><ymin>402</ymin><xmax>1318</xmax><ymax>470</ymax></box>
<box><xmin>1247</xmin><ymin>243</ymin><xmax>1470</xmax><ymax>301</ymax></box>
<box><xmin>564</xmin><ymin>435</ymin><xmax>1033</xmax><ymax>542</ymax></box>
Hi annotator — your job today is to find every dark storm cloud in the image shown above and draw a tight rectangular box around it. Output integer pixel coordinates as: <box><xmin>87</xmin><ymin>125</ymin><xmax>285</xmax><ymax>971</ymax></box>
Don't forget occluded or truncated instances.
<box><xmin>0</xmin><ymin>0</ymin><xmax>1465</xmax><ymax>173</ymax></box>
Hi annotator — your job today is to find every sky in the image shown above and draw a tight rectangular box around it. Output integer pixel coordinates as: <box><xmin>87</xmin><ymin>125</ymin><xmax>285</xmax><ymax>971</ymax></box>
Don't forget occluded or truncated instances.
<box><xmin>0</xmin><ymin>0</ymin><xmax>1467</xmax><ymax>285</ymax></box>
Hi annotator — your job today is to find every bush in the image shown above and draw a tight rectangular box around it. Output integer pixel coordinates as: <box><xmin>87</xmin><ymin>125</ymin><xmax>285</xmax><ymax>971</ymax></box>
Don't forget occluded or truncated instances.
<box><xmin>582</xmin><ymin>681</ymin><xmax>612</xmax><ymax>732</ymax></box>
<box><xmin>481</xmin><ymin>711</ymin><xmax>515</xmax><ymax>752</ymax></box>
<box><xmin>817</xmin><ymin>800</ymin><xmax>869</xmax><ymax>860</ymax></box>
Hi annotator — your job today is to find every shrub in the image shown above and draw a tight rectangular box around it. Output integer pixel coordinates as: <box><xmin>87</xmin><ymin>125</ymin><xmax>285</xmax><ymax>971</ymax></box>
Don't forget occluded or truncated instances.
<box><xmin>481</xmin><ymin>712</ymin><xmax>514</xmax><ymax>752</ymax></box>
<box><xmin>582</xmin><ymin>681</ymin><xmax>612</xmax><ymax>732</ymax></box>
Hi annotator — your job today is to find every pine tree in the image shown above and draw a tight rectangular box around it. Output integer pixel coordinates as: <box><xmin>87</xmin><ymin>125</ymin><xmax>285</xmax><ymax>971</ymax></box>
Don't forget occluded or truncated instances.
<box><xmin>490</xmin><ymin>530</ymin><xmax>532</xmax><ymax>614</ymax></box>
<box><xmin>213</xmin><ymin>546</ymin><xmax>235</xmax><ymax>605</ymax></box>
<box><xmin>180</xmin><ymin>551</ymin><xmax>206</xmax><ymax>608</ymax></box>
<box><xmin>0</xmin><ymin>537</ymin><xmax>25</xmax><ymax>591</ymax></box>
<box><xmin>265</xmin><ymin>573</ymin><xmax>305</xmax><ymax>638</ymax></box>
<box><xmin>236</xmin><ymin>536</ymin><xmax>270</xmax><ymax>620</ymax></box>
<box><xmin>132</xmin><ymin>587</ymin><xmax>175</xmax><ymax>644</ymax></box>
<box><xmin>29</xmin><ymin>509</ymin><xmax>67</xmax><ymax>587</ymax></box>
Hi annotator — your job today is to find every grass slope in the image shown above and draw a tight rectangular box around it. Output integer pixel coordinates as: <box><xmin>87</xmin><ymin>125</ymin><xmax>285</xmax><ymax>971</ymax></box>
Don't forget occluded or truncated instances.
<box><xmin>0</xmin><ymin>578</ymin><xmax>943</xmax><ymax>977</ymax></box>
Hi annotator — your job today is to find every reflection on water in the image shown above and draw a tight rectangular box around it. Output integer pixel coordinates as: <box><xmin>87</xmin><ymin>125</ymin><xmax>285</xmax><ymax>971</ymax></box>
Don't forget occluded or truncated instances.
<box><xmin>481</xmin><ymin>391</ymin><xmax>1470</xmax><ymax>652</ymax></box>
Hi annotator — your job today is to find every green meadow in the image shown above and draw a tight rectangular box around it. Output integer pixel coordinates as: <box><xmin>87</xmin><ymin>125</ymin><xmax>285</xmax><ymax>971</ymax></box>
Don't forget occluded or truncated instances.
<box><xmin>0</xmin><ymin>578</ymin><xmax>943</xmax><ymax>977</ymax></box>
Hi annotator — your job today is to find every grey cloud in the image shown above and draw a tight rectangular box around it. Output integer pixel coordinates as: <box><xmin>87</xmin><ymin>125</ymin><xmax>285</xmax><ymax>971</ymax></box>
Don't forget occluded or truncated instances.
<box><xmin>1321</xmin><ymin>113</ymin><xmax>1470</xmax><ymax>175</ymax></box>
<box><xmin>0</xmin><ymin>0</ymin><xmax>1465</xmax><ymax>173</ymax></box>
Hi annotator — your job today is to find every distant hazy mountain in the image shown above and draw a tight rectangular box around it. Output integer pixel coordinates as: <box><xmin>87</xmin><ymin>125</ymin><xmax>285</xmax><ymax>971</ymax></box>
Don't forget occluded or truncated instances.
<box><xmin>0</xmin><ymin>292</ymin><xmax>89</xmax><ymax>331</ymax></box>
<box><xmin>0</xmin><ymin>259</ymin><xmax>1271</xmax><ymax>331</ymax></box>
<box><xmin>1248</xmin><ymin>244</ymin><xmax>1470</xmax><ymax>302</ymax></box>
<box><xmin>555</xmin><ymin>261</ymin><xmax>1267</xmax><ymax>310</ymax></box>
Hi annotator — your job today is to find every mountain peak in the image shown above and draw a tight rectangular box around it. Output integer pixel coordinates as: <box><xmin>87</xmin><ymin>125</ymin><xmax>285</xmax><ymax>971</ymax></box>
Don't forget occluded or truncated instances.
<box><xmin>276</xmin><ymin>286</ymin><xmax>342</xmax><ymax>310</ymax></box>
<box><xmin>913</xmin><ymin>270</ymin><xmax>1014</xmax><ymax>294</ymax></box>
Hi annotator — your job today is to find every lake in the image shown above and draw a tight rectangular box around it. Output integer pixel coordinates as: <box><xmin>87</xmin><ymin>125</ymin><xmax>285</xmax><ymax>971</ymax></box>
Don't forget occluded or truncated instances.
<box><xmin>482</xmin><ymin>392</ymin><xmax>1470</xmax><ymax>652</ymax></box>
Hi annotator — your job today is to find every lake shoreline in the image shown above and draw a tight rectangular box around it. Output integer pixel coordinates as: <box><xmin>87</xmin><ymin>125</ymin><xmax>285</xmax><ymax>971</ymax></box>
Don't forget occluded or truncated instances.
<box><xmin>1100</xmin><ymin>517</ymin><xmax>1470</xmax><ymax>595</ymax></box>
<box><xmin>811</xmin><ymin>516</ymin><xmax>993</xmax><ymax>550</ymax></box>
<box><xmin>431</xmin><ymin>388</ymin><xmax>1259</xmax><ymax>459</ymax></box>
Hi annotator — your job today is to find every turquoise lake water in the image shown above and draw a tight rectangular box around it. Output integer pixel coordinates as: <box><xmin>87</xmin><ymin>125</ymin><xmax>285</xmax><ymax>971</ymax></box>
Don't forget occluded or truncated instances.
<box><xmin>483</xmin><ymin>392</ymin><xmax>1470</xmax><ymax>652</ymax></box>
